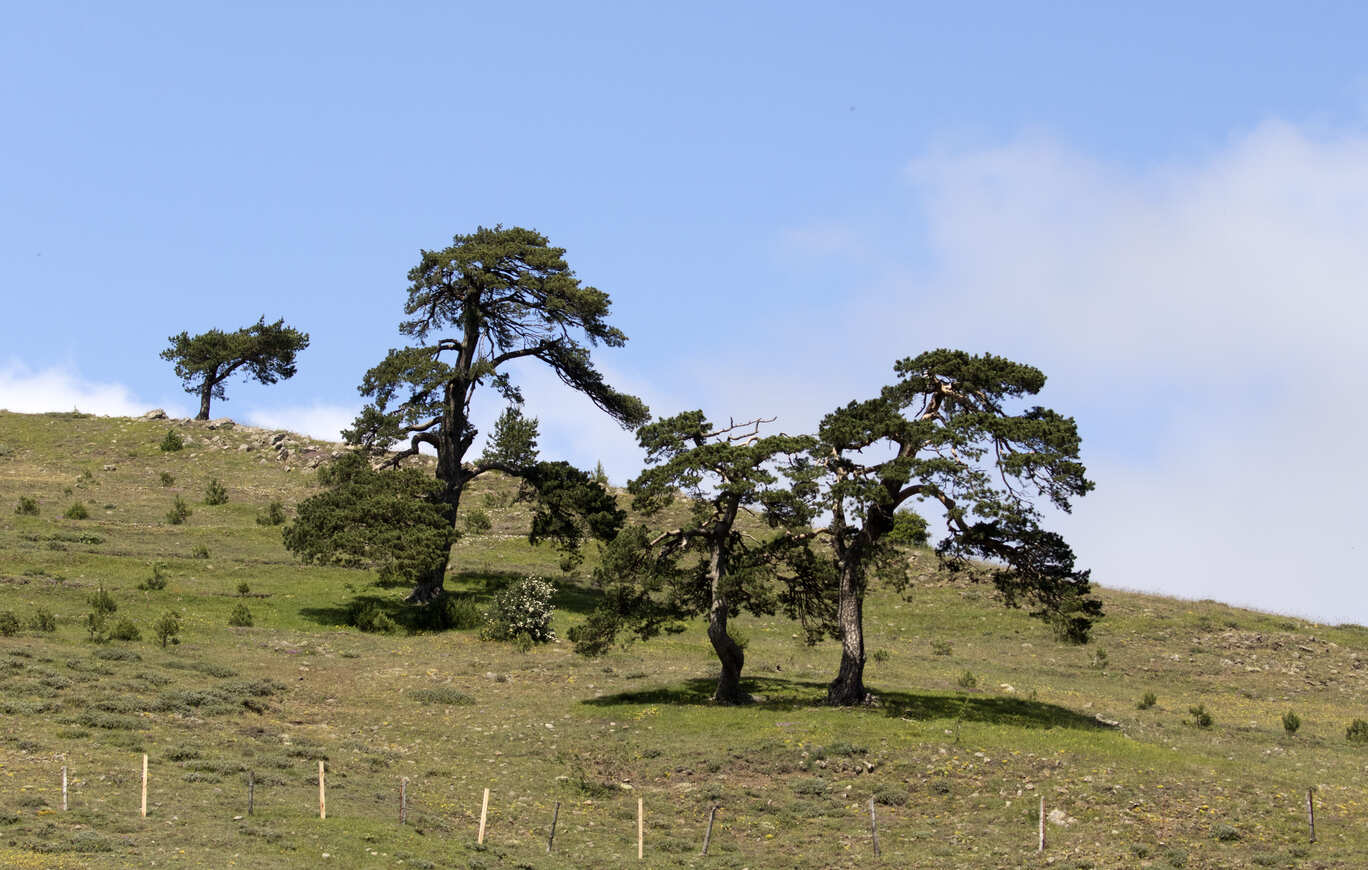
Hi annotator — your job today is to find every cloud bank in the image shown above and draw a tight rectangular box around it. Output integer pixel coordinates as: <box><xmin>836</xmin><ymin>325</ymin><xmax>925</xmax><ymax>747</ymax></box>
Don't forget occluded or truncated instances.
<box><xmin>0</xmin><ymin>362</ymin><xmax>170</xmax><ymax>418</ymax></box>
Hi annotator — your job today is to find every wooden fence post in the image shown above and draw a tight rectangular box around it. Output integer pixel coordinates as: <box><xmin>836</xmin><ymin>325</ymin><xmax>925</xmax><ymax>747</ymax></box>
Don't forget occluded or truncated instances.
<box><xmin>247</xmin><ymin>770</ymin><xmax>255</xmax><ymax>817</ymax></box>
<box><xmin>140</xmin><ymin>754</ymin><xmax>148</xmax><ymax>819</ymax></box>
<box><xmin>868</xmin><ymin>797</ymin><xmax>881</xmax><ymax>857</ymax></box>
<box><xmin>477</xmin><ymin>787</ymin><xmax>489</xmax><ymax>844</ymax></box>
<box><xmin>1037</xmin><ymin>794</ymin><xmax>1045</xmax><ymax>852</ymax></box>
<box><xmin>547</xmin><ymin>801</ymin><xmax>560</xmax><ymax>853</ymax></box>
<box><xmin>702</xmin><ymin>804</ymin><xmax>718</xmax><ymax>856</ymax></box>
<box><xmin>637</xmin><ymin>796</ymin><xmax>644</xmax><ymax>860</ymax></box>
<box><xmin>1307</xmin><ymin>787</ymin><xmax>1316</xmax><ymax>843</ymax></box>
<box><xmin>61</xmin><ymin>766</ymin><xmax>68</xmax><ymax>812</ymax></box>
<box><xmin>400</xmin><ymin>777</ymin><xmax>408</xmax><ymax>825</ymax></box>
<box><xmin>318</xmin><ymin>761</ymin><xmax>326</xmax><ymax>820</ymax></box>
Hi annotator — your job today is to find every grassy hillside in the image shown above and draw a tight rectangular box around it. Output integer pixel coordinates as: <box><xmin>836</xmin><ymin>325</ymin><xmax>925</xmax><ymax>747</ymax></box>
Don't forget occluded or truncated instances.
<box><xmin>0</xmin><ymin>410</ymin><xmax>1365</xmax><ymax>869</ymax></box>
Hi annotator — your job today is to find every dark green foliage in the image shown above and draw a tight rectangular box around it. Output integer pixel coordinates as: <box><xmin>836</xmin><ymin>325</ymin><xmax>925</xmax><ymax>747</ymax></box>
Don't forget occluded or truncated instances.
<box><xmin>1347</xmin><ymin>718</ymin><xmax>1368</xmax><ymax>743</ymax></box>
<box><xmin>347</xmin><ymin>599</ymin><xmax>398</xmax><ymax>633</ymax></box>
<box><xmin>204</xmin><ymin>478</ymin><xmax>228</xmax><ymax>505</ymax></box>
<box><xmin>285</xmin><ymin>452</ymin><xmax>455</xmax><ymax>590</ymax></box>
<box><xmin>592</xmin><ymin>460</ymin><xmax>609</xmax><ymax>485</ymax></box>
<box><xmin>1138</xmin><ymin>691</ymin><xmax>1157</xmax><ymax>710</ymax></box>
<box><xmin>153</xmin><ymin>611</ymin><xmax>181</xmax><ymax>647</ymax></box>
<box><xmin>191</xmin><ymin>544</ymin><xmax>209</xmax><ymax>559</ymax></box>
<box><xmin>0</xmin><ymin>611</ymin><xmax>19</xmax><ymax>636</ymax></box>
<box><xmin>228</xmin><ymin>604</ymin><xmax>253</xmax><ymax>627</ymax></box>
<box><xmin>956</xmin><ymin>670</ymin><xmax>978</xmax><ymax>689</ymax></box>
<box><xmin>138</xmin><ymin>563</ymin><xmax>168</xmax><ymax>591</ymax></box>
<box><xmin>1282</xmin><ymin>710</ymin><xmax>1301</xmax><ymax>734</ymax></box>
<box><xmin>64</xmin><ymin>502</ymin><xmax>89</xmax><ymax>520</ymax></box>
<box><xmin>1189</xmin><ymin>704</ymin><xmax>1213</xmax><ymax>728</ymax></box>
<box><xmin>88</xmin><ymin>584</ymin><xmax>117</xmax><ymax>614</ymax></box>
<box><xmin>15</xmin><ymin>495</ymin><xmax>39</xmax><ymax>515</ymax></box>
<box><xmin>570</xmin><ymin>411</ymin><xmax>827</xmax><ymax>703</ymax></box>
<box><xmin>159</xmin><ymin>471</ymin><xmax>176</xmax><ymax>486</ymax></box>
<box><xmin>256</xmin><ymin>500</ymin><xmax>286</xmax><ymax>526</ymax></box>
<box><xmin>320</xmin><ymin>226</ymin><xmax>647</xmax><ymax>601</ymax></box>
<box><xmin>931</xmin><ymin>640</ymin><xmax>953</xmax><ymax>656</ymax></box>
<box><xmin>108</xmin><ymin>618</ymin><xmax>141</xmax><ymax>642</ymax></box>
<box><xmin>812</xmin><ymin>349</ymin><xmax>1098</xmax><ymax>704</ymax></box>
<box><xmin>887</xmin><ymin>509</ymin><xmax>929</xmax><ymax>548</ymax></box>
<box><xmin>237</xmin><ymin>581</ymin><xmax>250</xmax><ymax>596</ymax></box>
<box><xmin>84</xmin><ymin>611</ymin><xmax>108</xmax><ymax>643</ymax></box>
<box><xmin>161</xmin><ymin>316</ymin><xmax>310</xmax><ymax>419</ymax></box>
<box><xmin>166</xmin><ymin>495</ymin><xmax>191</xmax><ymax>525</ymax></box>
<box><xmin>481</xmin><ymin>405</ymin><xmax>539</xmax><ymax>467</ymax></box>
<box><xmin>462</xmin><ymin>508</ymin><xmax>492</xmax><ymax>535</ymax></box>
<box><xmin>28</xmin><ymin>607</ymin><xmax>56</xmax><ymax>632</ymax></box>
<box><xmin>1213</xmin><ymin>823</ymin><xmax>1240</xmax><ymax>842</ymax></box>
<box><xmin>160</xmin><ymin>429</ymin><xmax>184</xmax><ymax>452</ymax></box>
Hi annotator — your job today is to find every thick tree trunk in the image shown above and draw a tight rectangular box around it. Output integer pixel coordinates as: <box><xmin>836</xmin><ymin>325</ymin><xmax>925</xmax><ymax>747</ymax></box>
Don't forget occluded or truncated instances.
<box><xmin>827</xmin><ymin>561</ymin><xmax>870</xmax><ymax>705</ymax></box>
<box><xmin>405</xmin><ymin>468</ymin><xmax>467</xmax><ymax>605</ymax></box>
<box><xmin>196</xmin><ymin>385</ymin><xmax>213</xmax><ymax>420</ymax></box>
<box><xmin>706</xmin><ymin>598</ymin><xmax>747</xmax><ymax>704</ymax></box>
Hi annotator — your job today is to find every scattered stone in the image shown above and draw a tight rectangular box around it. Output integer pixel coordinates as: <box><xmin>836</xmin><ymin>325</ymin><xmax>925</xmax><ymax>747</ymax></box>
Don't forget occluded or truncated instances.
<box><xmin>1047</xmin><ymin>808</ymin><xmax>1075</xmax><ymax>826</ymax></box>
<box><xmin>206</xmin><ymin>418</ymin><xmax>235</xmax><ymax>430</ymax></box>
<box><xmin>142</xmin><ymin>409</ymin><xmax>168</xmax><ymax>419</ymax></box>
<box><xmin>102</xmin><ymin>464</ymin><xmax>117</xmax><ymax>472</ymax></box>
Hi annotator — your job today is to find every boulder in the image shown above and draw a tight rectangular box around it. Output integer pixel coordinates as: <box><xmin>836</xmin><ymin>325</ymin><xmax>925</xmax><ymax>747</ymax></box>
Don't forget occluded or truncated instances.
<box><xmin>142</xmin><ymin>409</ymin><xmax>168</xmax><ymax>420</ymax></box>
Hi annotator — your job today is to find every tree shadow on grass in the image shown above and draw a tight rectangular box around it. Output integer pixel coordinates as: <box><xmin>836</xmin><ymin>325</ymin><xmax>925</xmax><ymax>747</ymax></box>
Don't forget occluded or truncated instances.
<box><xmin>583</xmin><ymin>676</ymin><xmax>1111</xmax><ymax>732</ymax></box>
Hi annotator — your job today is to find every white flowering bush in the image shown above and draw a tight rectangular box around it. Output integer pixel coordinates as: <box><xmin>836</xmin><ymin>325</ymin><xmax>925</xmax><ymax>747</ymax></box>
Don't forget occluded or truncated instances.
<box><xmin>482</xmin><ymin>575</ymin><xmax>557</xmax><ymax>644</ymax></box>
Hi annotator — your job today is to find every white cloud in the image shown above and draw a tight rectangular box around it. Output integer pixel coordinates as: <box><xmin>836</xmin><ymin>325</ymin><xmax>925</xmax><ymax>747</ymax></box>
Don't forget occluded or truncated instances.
<box><xmin>244</xmin><ymin>403</ymin><xmax>357</xmax><ymax>443</ymax></box>
<box><xmin>0</xmin><ymin>361</ymin><xmax>175</xmax><ymax>418</ymax></box>
<box><xmin>878</xmin><ymin>122</ymin><xmax>1368</xmax><ymax>625</ymax></box>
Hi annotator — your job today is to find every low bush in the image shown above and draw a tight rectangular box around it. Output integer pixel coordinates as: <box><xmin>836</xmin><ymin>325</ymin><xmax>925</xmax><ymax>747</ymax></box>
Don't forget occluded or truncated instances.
<box><xmin>956</xmin><ymin>670</ymin><xmax>978</xmax><ymax>689</ymax></box>
<box><xmin>64</xmin><ymin>502</ymin><xmax>90</xmax><ymax>520</ymax></box>
<box><xmin>138</xmin><ymin>563</ymin><xmax>168</xmax><ymax>591</ymax></box>
<box><xmin>1188</xmin><ymin>704</ymin><xmax>1214</xmax><ymax>729</ymax></box>
<box><xmin>931</xmin><ymin>640</ymin><xmax>952</xmax><ymax>656</ymax></box>
<box><xmin>256</xmin><ymin>500</ymin><xmax>286</xmax><ymax>526</ymax></box>
<box><xmin>237</xmin><ymin>581</ymin><xmax>251</xmax><ymax>596</ymax></box>
<box><xmin>1137</xmin><ymin>691</ymin><xmax>1157</xmax><ymax>710</ymax></box>
<box><xmin>0</xmin><ymin>611</ymin><xmax>20</xmax><ymax>637</ymax></box>
<box><xmin>1282</xmin><ymin>710</ymin><xmax>1301</xmax><ymax>735</ymax></box>
<box><xmin>1347</xmin><ymin>718</ymin><xmax>1368</xmax><ymax>744</ymax></box>
<box><xmin>482</xmin><ymin>575</ymin><xmax>557</xmax><ymax>644</ymax></box>
<box><xmin>166</xmin><ymin>495</ymin><xmax>191</xmax><ymax>525</ymax></box>
<box><xmin>87</xmin><ymin>584</ymin><xmax>117</xmax><ymax>614</ymax></box>
<box><xmin>347</xmin><ymin>600</ymin><xmax>397</xmax><ymax>634</ymax></box>
<box><xmin>160</xmin><ymin>430</ymin><xmax>184</xmax><ymax>452</ymax></box>
<box><xmin>462</xmin><ymin>508</ymin><xmax>492</xmax><ymax>534</ymax></box>
<box><xmin>153</xmin><ymin>611</ymin><xmax>181</xmax><ymax>647</ymax></box>
<box><xmin>29</xmin><ymin>607</ymin><xmax>57</xmax><ymax>633</ymax></box>
<box><xmin>228</xmin><ymin>604</ymin><xmax>253</xmax><ymax>627</ymax></box>
<box><xmin>15</xmin><ymin>496</ymin><xmax>39</xmax><ymax>516</ymax></box>
<box><xmin>108</xmin><ymin>618</ymin><xmax>141</xmax><ymax>642</ymax></box>
<box><xmin>204</xmin><ymin>478</ymin><xmax>228</xmax><ymax>505</ymax></box>
<box><xmin>191</xmin><ymin>544</ymin><xmax>209</xmax><ymax>559</ymax></box>
<box><xmin>406</xmin><ymin>687</ymin><xmax>473</xmax><ymax>706</ymax></box>
<box><xmin>159</xmin><ymin>471</ymin><xmax>175</xmax><ymax>487</ymax></box>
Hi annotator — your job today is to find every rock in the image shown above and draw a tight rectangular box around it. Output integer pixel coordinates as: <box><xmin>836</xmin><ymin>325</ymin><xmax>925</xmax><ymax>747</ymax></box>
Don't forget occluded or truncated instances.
<box><xmin>206</xmin><ymin>418</ymin><xmax>235</xmax><ymax>430</ymax></box>
<box><xmin>1047</xmin><ymin>808</ymin><xmax>1075</xmax><ymax>826</ymax></box>
<box><xmin>142</xmin><ymin>409</ymin><xmax>168</xmax><ymax>420</ymax></box>
<box><xmin>270</xmin><ymin>432</ymin><xmax>288</xmax><ymax>446</ymax></box>
<box><xmin>102</xmin><ymin>464</ymin><xmax>117</xmax><ymax>472</ymax></box>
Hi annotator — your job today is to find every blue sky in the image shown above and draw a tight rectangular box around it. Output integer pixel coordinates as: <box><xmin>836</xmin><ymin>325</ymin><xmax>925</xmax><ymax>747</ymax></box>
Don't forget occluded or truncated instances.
<box><xmin>4</xmin><ymin>2</ymin><xmax>1367</xmax><ymax>623</ymax></box>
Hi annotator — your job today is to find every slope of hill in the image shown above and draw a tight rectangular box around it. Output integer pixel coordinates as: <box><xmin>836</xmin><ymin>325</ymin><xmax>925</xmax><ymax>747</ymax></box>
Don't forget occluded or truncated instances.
<box><xmin>0</xmin><ymin>410</ymin><xmax>1365</xmax><ymax>868</ymax></box>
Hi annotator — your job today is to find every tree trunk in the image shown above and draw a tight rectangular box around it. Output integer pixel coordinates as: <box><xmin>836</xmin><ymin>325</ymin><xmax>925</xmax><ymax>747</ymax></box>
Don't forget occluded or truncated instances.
<box><xmin>197</xmin><ymin>384</ymin><xmax>213</xmax><ymax>420</ymax></box>
<box><xmin>707</xmin><ymin>598</ymin><xmax>747</xmax><ymax>704</ymax></box>
<box><xmin>827</xmin><ymin>561</ymin><xmax>870</xmax><ymax>705</ymax></box>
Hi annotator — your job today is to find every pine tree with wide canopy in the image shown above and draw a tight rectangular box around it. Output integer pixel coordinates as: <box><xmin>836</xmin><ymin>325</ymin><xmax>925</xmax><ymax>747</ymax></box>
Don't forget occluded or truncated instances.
<box><xmin>161</xmin><ymin>317</ymin><xmax>309</xmax><ymax>420</ymax></box>
<box><xmin>570</xmin><ymin>412</ymin><xmax>831</xmax><ymax>703</ymax></box>
<box><xmin>288</xmin><ymin>226</ymin><xmax>648</xmax><ymax>602</ymax></box>
<box><xmin>815</xmin><ymin>349</ymin><xmax>1100</xmax><ymax>705</ymax></box>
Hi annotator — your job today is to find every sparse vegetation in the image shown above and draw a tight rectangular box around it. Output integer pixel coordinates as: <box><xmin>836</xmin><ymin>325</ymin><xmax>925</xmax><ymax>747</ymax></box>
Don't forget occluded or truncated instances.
<box><xmin>159</xmin><ymin>471</ymin><xmax>176</xmax><ymax>486</ymax></box>
<box><xmin>931</xmin><ymin>640</ymin><xmax>953</xmax><ymax>656</ymax></box>
<box><xmin>203</xmin><ymin>477</ymin><xmax>229</xmax><ymax>505</ymax></box>
<box><xmin>956</xmin><ymin>670</ymin><xmax>978</xmax><ymax>689</ymax></box>
<box><xmin>1282</xmin><ymin>710</ymin><xmax>1300</xmax><ymax>735</ymax></box>
<box><xmin>160</xmin><ymin>429</ymin><xmax>184</xmax><ymax>452</ymax></box>
<box><xmin>166</xmin><ymin>494</ymin><xmax>192</xmax><ymax>524</ymax></box>
<box><xmin>138</xmin><ymin>563</ymin><xmax>168</xmax><ymax>591</ymax></box>
<box><xmin>1188</xmin><ymin>704</ymin><xmax>1214</xmax><ymax>729</ymax></box>
<box><xmin>108</xmin><ymin>617</ymin><xmax>141</xmax><ymax>641</ymax></box>
<box><xmin>1348</xmin><ymin>718</ymin><xmax>1368</xmax><ymax>744</ymax></box>
<box><xmin>1138</xmin><ymin>691</ymin><xmax>1157</xmax><ymax>710</ymax></box>
<box><xmin>15</xmin><ymin>495</ymin><xmax>39</xmax><ymax>515</ymax></box>
<box><xmin>256</xmin><ymin>499</ymin><xmax>286</xmax><ymax>525</ymax></box>
<box><xmin>153</xmin><ymin>610</ymin><xmax>181</xmax><ymax>647</ymax></box>
<box><xmin>64</xmin><ymin>501</ymin><xmax>90</xmax><ymax>519</ymax></box>
<box><xmin>0</xmin><ymin>610</ymin><xmax>20</xmax><ymax>636</ymax></box>
<box><xmin>227</xmin><ymin>603</ymin><xmax>253</xmax><ymax>627</ymax></box>
<box><xmin>237</xmin><ymin>581</ymin><xmax>251</xmax><ymax>596</ymax></box>
<box><xmin>28</xmin><ymin>607</ymin><xmax>57</xmax><ymax>632</ymax></box>
<box><xmin>462</xmin><ymin>507</ymin><xmax>492</xmax><ymax>534</ymax></box>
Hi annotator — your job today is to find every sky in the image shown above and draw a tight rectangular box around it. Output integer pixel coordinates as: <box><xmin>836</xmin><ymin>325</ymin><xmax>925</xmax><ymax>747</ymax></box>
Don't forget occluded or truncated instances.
<box><xmin>3</xmin><ymin>2</ymin><xmax>1366</xmax><ymax>624</ymax></box>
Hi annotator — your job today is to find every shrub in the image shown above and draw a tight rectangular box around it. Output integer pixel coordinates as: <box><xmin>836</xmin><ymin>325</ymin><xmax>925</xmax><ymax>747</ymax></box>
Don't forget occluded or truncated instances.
<box><xmin>0</xmin><ymin>611</ymin><xmax>20</xmax><ymax>637</ymax></box>
<box><xmin>956</xmin><ymin>670</ymin><xmax>978</xmax><ymax>689</ymax></box>
<box><xmin>204</xmin><ymin>478</ymin><xmax>228</xmax><ymax>506</ymax></box>
<box><xmin>1347</xmin><ymin>718</ymin><xmax>1368</xmax><ymax>744</ymax></box>
<box><xmin>64</xmin><ymin>502</ymin><xmax>90</xmax><ymax>520</ymax></box>
<box><xmin>870</xmin><ymin>648</ymin><xmax>891</xmax><ymax>663</ymax></box>
<box><xmin>1282</xmin><ymin>710</ymin><xmax>1301</xmax><ymax>735</ymax></box>
<box><xmin>159</xmin><ymin>430</ymin><xmax>184</xmax><ymax>452</ymax></box>
<box><xmin>237</xmin><ymin>581</ymin><xmax>251</xmax><ymax>596</ymax></box>
<box><xmin>29</xmin><ymin>607</ymin><xmax>57</xmax><ymax>633</ymax></box>
<box><xmin>931</xmin><ymin>640</ymin><xmax>952</xmax><ymax>656</ymax></box>
<box><xmin>256</xmin><ymin>500</ymin><xmax>286</xmax><ymax>526</ymax></box>
<box><xmin>109</xmin><ymin>618</ymin><xmax>141</xmax><ymax>642</ymax></box>
<box><xmin>138</xmin><ymin>564</ymin><xmax>168</xmax><ymax>591</ymax></box>
<box><xmin>427</xmin><ymin>594</ymin><xmax>481</xmax><ymax>631</ymax></box>
<box><xmin>1090</xmin><ymin>648</ymin><xmax>1109</xmax><ymax>669</ymax></box>
<box><xmin>228</xmin><ymin>604</ymin><xmax>253</xmax><ymax>628</ymax></box>
<box><xmin>191</xmin><ymin>544</ymin><xmax>210</xmax><ymax>559</ymax></box>
<box><xmin>482</xmin><ymin>575</ymin><xmax>557</xmax><ymax>644</ymax></box>
<box><xmin>1213</xmin><ymin>823</ymin><xmax>1240</xmax><ymax>842</ymax></box>
<box><xmin>406</xmin><ymin>687</ymin><xmax>473</xmax><ymax>706</ymax></box>
<box><xmin>1137</xmin><ymin>691</ymin><xmax>1157</xmax><ymax>710</ymax></box>
<box><xmin>153</xmin><ymin>611</ymin><xmax>181</xmax><ymax>648</ymax></box>
<box><xmin>84</xmin><ymin>611</ymin><xmax>109</xmax><ymax>643</ymax></box>
<box><xmin>166</xmin><ymin>495</ymin><xmax>191</xmax><ymax>525</ymax></box>
<box><xmin>462</xmin><ymin>508</ymin><xmax>492</xmax><ymax>534</ymax></box>
<box><xmin>15</xmin><ymin>496</ymin><xmax>39</xmax><ymax>516</ymax></box>
<box><xmin>87</xmin><ymin>585</ymin><xmax>117</xmax><ymax>615</ymax></box>
<box><xmin>1188</xmin><ymin>704</ymin><xmax>1214</xmax><ymax>729</ymax></box>
<box><xmin>347</xmin><ymin>600</ymin><xmax>397</xmax><ymax>634</ymax></box>
<box><xmin>159</xmin><ymin>471</ymin><xmax>175</xmax><ymax>486</ymax></box>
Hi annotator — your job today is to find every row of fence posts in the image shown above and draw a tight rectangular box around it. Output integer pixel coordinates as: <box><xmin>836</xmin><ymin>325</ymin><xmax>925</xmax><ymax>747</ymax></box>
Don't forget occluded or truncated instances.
<box><xmin>47</xmin><ymin>757</ymin><xmax>1324</xmax><ymax>857</ymax></box>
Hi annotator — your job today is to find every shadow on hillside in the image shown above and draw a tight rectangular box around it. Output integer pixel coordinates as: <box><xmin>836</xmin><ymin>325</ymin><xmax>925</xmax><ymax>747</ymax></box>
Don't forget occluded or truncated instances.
<box><xmin>584</xmin><ymin>676</ymin><xmax>1109</xmax><ymax>731</ymax></box>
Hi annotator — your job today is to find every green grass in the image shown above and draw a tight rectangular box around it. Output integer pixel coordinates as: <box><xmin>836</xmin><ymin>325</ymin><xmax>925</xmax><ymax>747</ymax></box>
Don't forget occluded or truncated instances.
<box><xmin>0</xmin><ymin>410</ymin><xmax>1366</xmax><ymax>868</ymax></box>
